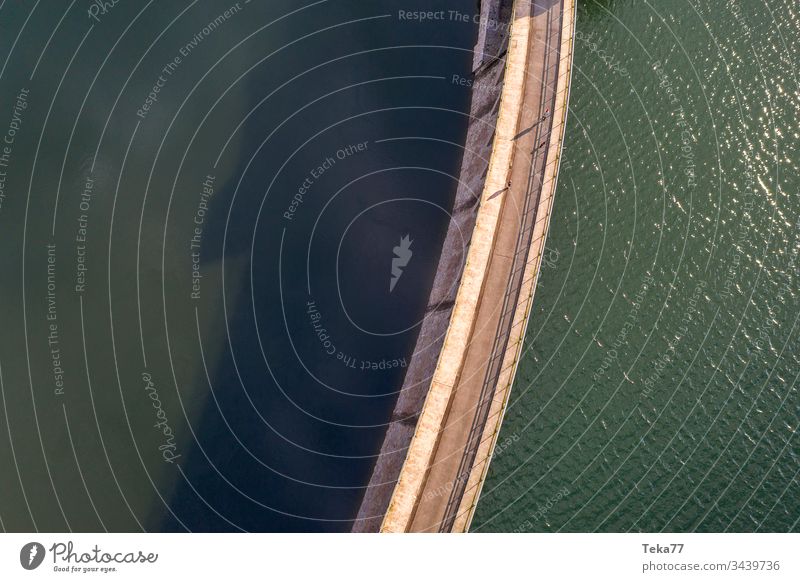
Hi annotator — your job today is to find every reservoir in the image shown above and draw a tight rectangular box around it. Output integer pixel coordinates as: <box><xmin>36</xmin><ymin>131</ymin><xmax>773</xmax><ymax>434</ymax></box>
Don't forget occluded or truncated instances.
<box><xmin>474</xmin><ymin>0</ymin><xmax>800</xmax><ymax>532</ymax></box>
<box><xmin>0</xmin><ymin>0</ymin><xmax>475</xmax><ymax>531</ymax></box>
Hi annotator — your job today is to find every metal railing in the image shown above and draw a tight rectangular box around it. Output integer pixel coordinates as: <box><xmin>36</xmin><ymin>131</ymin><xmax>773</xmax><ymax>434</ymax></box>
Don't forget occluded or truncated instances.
<box><xmin>439</xmin><ymin>0</ymin><xmax>576</xmax><ymax>532</ymax></box>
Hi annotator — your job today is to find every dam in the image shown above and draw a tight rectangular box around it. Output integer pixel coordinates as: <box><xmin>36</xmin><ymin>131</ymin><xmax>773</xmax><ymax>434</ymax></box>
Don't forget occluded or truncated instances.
<box><xmin>3</xmin><ymin>0</ymin><xmax>794</xmax><ymax>540</ymax></box>
<box><xmin>356</xmin><ymin>0</ymin><xmax>576</xmax><ymax>532</ymax></box>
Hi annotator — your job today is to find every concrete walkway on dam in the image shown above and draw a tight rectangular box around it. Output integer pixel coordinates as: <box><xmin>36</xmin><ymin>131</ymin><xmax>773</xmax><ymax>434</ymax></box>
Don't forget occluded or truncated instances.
<box><xmin>382</xmin><ymin>0</ymin><xmax>575</xmax><ymax>533</ymax></box>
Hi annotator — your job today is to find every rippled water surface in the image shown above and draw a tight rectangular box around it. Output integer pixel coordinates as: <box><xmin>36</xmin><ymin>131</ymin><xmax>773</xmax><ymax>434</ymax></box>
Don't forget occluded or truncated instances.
<box><xmin>474</xmin><ymin>0</ymin><xmax>800</xmax><ymax>532</ymax></box>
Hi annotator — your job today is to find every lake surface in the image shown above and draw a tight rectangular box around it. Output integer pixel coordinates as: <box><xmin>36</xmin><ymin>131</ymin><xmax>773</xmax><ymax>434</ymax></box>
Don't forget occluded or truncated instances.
<box><xmin>474</xmin><ymin>0</ymin><xmax>800</xmax><ymax>532</ymax></box>
<box><xmin>0</xmin><ymin>0</ymin><xmax>475</xmax><ymax>531</ymax></box>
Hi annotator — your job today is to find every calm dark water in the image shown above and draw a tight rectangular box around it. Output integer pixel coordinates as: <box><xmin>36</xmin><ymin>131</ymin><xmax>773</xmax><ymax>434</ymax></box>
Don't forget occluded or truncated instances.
<box><xmin>474</xmin><ymin>0</ymin><xmax>800</xmax><ymax>532</ymax></box>
<box><xmin>0</xmin><ymin>0</ymin><xmax>474</xmax><ymax>531</ymax></box>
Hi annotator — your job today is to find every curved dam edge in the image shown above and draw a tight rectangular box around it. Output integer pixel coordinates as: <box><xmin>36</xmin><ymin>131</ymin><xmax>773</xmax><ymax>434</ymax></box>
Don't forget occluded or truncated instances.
<box><xmin>380</xmin><ymin>0</ymin><xmax>535</xmax><ymax>532</ymax></box>
<box><xmin>455</xmin><ymin>0</ymin><xmax>576</xmax><ymax>532</ymax></box>
<box><xmin>351</xmin><ymin>0</ymin><xmax>515</xmax><ymax>533</ymax></box>
<box><xmin>379</xmin><ymin>0</ymin><xmax>576</xmax><ymax>533</ymax></box>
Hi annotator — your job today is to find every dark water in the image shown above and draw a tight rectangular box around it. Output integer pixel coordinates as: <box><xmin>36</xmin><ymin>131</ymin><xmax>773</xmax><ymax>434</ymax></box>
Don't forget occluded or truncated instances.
<box><xmin>474</xmin><ymin>0</ymin><xmax>800</xmax><ymax>532</ymax></box>
<box><xmin>0</xmin><ymin>0</ymin><xmax>475</xmax><ymax>531</ymax></box>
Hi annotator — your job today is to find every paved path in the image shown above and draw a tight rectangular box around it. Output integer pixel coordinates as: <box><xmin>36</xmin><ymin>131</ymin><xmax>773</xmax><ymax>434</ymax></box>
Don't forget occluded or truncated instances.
<box><xmin>382</xmin><ymin>0</ymin><xmax>575</xmax><ymax>532</ymax></box>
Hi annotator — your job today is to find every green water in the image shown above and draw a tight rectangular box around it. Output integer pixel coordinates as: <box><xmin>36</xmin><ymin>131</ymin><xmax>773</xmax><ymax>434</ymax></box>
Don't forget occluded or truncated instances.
<box><xmin>474</xmin><ymin>0</ymin><xmax>800</xmax><ymax>532</ymax></box>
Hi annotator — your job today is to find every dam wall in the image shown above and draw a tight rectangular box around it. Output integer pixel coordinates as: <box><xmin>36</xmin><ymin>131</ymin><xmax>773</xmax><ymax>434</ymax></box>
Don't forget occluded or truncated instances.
<box><xmin>352</xmin><ymin>0</ymin><xmax>515</xmax><ymax>533</ymax></box>
<box><xmin>381</xmin><ymin>0</ymin><xmax>576</xmax><ymax>532</ymax></box>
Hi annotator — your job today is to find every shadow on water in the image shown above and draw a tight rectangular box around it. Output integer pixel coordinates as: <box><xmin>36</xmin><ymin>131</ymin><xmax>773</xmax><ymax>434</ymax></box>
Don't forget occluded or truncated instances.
<box><xmin>158</xmin><ymin>0</ymin><xmax>474</xmax><ymax>531</ymax></box>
